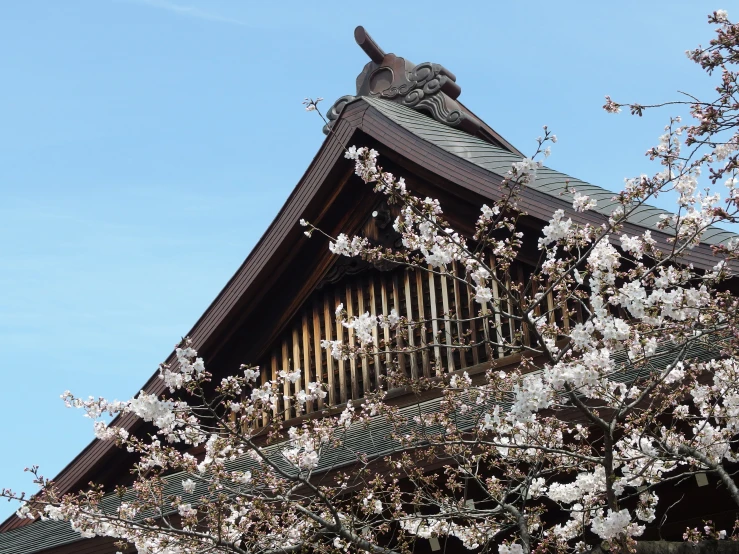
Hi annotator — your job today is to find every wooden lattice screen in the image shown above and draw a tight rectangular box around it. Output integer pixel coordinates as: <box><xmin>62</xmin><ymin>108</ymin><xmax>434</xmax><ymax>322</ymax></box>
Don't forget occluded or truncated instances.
<box><xmin>257</xmin><ymin>259</ymin><xmax>573</xmax><ymax>423</ymax></box>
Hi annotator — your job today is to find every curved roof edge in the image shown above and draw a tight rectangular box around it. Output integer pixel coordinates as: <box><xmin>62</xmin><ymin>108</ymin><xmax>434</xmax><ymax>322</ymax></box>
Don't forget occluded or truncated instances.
<box><xmin>358</xmin><ymin>95</ymin><xmax>738</xmax><ymax>248</ymax></box>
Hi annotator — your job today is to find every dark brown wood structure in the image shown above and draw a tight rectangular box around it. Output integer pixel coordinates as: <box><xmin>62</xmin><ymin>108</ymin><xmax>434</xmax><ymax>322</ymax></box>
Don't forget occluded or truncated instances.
<box><xmin>1</xmin><ymin>28</ymin><xmax>737</xmax><ymax>554</ymax></box>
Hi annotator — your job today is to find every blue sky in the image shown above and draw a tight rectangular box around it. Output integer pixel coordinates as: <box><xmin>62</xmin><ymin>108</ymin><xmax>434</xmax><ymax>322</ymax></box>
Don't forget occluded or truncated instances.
<box><xmin>0</xmin><ymin>0</ymin><xmax>728</xmax><ymax>519</ymax></box>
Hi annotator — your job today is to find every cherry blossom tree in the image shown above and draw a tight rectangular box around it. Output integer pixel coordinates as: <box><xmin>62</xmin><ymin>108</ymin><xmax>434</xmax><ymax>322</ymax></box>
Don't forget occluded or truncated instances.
<box><xmin>5</xmin><ymin>9</ymin><xmax>739</xmax><ymax>554</ymax></box>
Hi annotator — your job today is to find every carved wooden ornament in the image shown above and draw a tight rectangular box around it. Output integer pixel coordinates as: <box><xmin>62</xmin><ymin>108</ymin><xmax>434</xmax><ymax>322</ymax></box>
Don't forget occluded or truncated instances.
<box><xmin>324</xmin><ymin>26</ymin><xmax>492</xmax><ymax>139</ymax></box>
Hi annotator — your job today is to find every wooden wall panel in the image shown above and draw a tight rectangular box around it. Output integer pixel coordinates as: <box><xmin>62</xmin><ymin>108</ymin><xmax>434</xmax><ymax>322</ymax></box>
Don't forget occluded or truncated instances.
<box><xmin>335</xmin><ymin>289</ymin><xmax>347</xmax><ymax>404</ymax></box>
<box><xmin>254</xmin><ymin>259</ymin><xmax>559</xmax><ymax>424</ymax></box>
<box><xmin>368</xmin><ymin>276</ymin><xmax>383</xmax><ymax>387</ymax></box>
<box><xmin>427</xmin><ymin>270</ymin><xmax>443</xmax><ymax>375</ymax></box>
<box><xmin>312</xmin><ymin>299</ymin><xmax>325</xmax><ymax>409</ymax></box>
<box><xmin>323</xmin><ymin>294</ymin><xmax>336</xmax><ymax>406</ymax></box>
<box><xmin>415</xmin><ymin>270</ymin><xmax>431</xmax><ymax>377</ymax></box>
<box><xmin>357</xmin><ymin>282</ymin><xmax>372</xmax><ymax>394</ymax></box>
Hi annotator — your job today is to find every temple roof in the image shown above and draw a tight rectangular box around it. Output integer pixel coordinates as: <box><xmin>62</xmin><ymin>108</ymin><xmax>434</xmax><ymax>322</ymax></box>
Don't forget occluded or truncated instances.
<box><xmin>2</xmin><ymin>38</ymin><xmax>737</xmax><ymax>552</ymax></box>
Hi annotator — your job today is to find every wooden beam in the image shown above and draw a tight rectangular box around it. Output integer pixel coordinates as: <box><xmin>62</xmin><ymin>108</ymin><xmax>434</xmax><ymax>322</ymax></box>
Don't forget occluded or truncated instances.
<box><xmin>427</xmin><ymin>269</ymin><xmax>443</xmax><ymax>374</ymax></box>
<box><xmin>392</xmin><ymin>274</ymin><xmax>407</xmax><ymax>376</ymax></box>
<box><xmin>312</xmin><ymin>299</ymin><xmax>325</xmax><ymax>409</ymax></box>
<box><xmin>440</xmin><ymin>272</ymin><xmax>455</xmax><ymax>372</ymax></box>
<box><xmin>357</xmin><ymin>281</ymin><xmax>371</xmax><ymax>396</ymax></box>
<box><xmin>451</xmin><ymin>262</ymin><xmax>467</xmax><ymax>369</ymax></box>
<box><xmin>368</xmin><ymin>275</ymin><xmax>382</xmax><ymax>390</ymax></box>
<box><xmin>346</xmin><ymin>283</ymin><xmax>359</xmax><ymax>400</ymax></box>
<box><xmin>415</xmin><ymin>269</ymin><xmax>431</xmax><ymax>378</ymax></box>
<box><xmin>380</xmin><ymin>274</ymin><xmax>393</xmax><ymax>384</ymax></box>
<box><xmin>403</xmin><ymin>271</ymin><xmax>419</xmax><ymax>380</ymax></box>
<box><xmin>335</xmin><ymin>289</ymin><xmax>347</xmax><ymax>403</ymax></box>
<box><xmin>323</xmin><ymin>293</ymin><xmax>336</xmax><ymax>406</ymax></box>
<box><xmin>302</xmin><ymin>311</ymin><xmax>313</xmax><ymax>413</ymax></box>
<box><xmin>489</xmin><ymin>256</ymin><xmax>505</xmax><ymax>358</ymax></box>
<box><xmin>282</xmin><ymin>339</ymin><xmax>291</xmax><ymax>420</ymax></box>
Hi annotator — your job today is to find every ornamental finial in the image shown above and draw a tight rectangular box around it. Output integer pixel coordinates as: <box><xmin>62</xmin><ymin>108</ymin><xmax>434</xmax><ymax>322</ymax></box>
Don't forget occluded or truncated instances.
<box><xmin>354</xmin><ymin>26</ymin><xmax>386</xmax><ymax>64</ymax></box>
<box><xmin>323</xmin><ymin>27</ymin><xmax>502</xmax><ymax>146</ymax></box>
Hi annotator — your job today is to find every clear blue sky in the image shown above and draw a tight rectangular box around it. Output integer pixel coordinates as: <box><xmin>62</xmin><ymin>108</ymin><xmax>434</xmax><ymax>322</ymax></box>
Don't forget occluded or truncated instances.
<box><xmin>0</xmin><ymin>0</ymin><xmax>728</xmax><ymax>519</ymax></box>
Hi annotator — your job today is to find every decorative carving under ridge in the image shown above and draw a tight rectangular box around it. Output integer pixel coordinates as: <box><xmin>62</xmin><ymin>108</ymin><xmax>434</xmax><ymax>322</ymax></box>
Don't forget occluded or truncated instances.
<box><xmin>317</xmin><ymin>200</ymin><xmax>401</xmax><ymax>289</ymax></box>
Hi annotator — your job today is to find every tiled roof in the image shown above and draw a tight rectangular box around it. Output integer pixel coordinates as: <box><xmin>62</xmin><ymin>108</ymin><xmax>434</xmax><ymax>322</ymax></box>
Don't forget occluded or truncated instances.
<box><xmin>361</xmin><ymin>96</ymin><xmax>737</xmax><ymax>246</ymax></box>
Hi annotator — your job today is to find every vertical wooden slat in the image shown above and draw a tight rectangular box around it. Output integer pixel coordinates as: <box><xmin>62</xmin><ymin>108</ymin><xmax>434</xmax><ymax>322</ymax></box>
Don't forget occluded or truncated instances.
<box><xmin>404</xmin><ymin>272</ymin><xmax>419</xmax><ymax>380</ymax></box>
<box><xmin>312</xmin><ymin>299</ymin><xmax>325</xmax><ymax>409</ymax></box>
<box><xmin>380</xmin><ymin>275</ymin><xmax>393</xmax><ymax>378</ymax></box>
<box><xmin>427</xmin><ymin>269</ymin><xmax>443</xmax><ymax>375</ymax></box>
<box><xmin>392</xmin><ymin>274</ymin><xmax>407</xmax><ymax>377</ymax></box>
<box><xmin>547</xmin><ymin>291</ymin><xmax>556</xmax><ymax>324</ymax></box>
<box><xmin>282</xmin><ymin>339</ymin><xmax>291</xmax><ymax>420</ymax></box>
<box><xmin>369</xmin><ymin>275</ymin><xmax>383</xmax><ymax>388</ymax></box>
<box><xmin>506</xmin><ymin>271</ymin><xmax>516</xmax><ymax>351</ymax></box>
<box><xmin>415</xmin><ymin>270</ymin><xmax>431</xmax><ymax>378</ymax></box>
<box><xmin>261</xmin><ymin>397</ymin><xmax>268</xmax><ymax>429</ymax></box>
<box><xmin>292</xmin><ymin>327</ymin><xmax>302</xmax><ymax>415</ymax></box>
<box><xmin>271</xmin><ymin>352</ymin><xmax>279</xmax><ymax>422</ymax></box>
<box><xmin>302</xmin><ymin>311</ymin><xmax>313</xmax><ymax>413</ymax></box>
<box><xmin>451</xmin><ymin>262</ymin><xmax>467</xmax><ymax>369</ymax></box>
<box><xmin>530</xmin><ymin>277</ymin><xmax>542</xmax><ymax>350</ymax></box>
<box><xmin>323</xmin><ymin>294</ymin><xmax>336</xmax><ymax>406</ymax></box>
<box><xmin>335</xmin><ymin>290</ymin><xmax>348</xmax><ymax>403</ymax></box>
<box><xmin>476</xmin><ymin>262</ymin><xmax>493</xmax><ymax>363</ymax></box>
<box><xmin>346</xmin><ymin>284</ymin><xmax>359</xmax><ymax>400</ymax></box>
<box><xmin>440</xmin><ymin>273</ymin><xmax>456</xmax><ymax>372</ymax></box>
<box><xmin>531</xmin><ymin>278</ymin><xmax>542</xmax><ymax>320</ymax></box>
<box><xmin>489</xmin><ymin>257</ymin><xmax>505</xmax><ymax>358</ymax></box>
<box><xmin>517</xmin><ymin>264</ymin><xmax>530</xmax><ymax>346</ymax></box>
<box><xmin>357</xmin><ymin>282</ymin><xmax>371</xmax><ymax>395</ymax></box>
<box><xmin>466</xmin><ymin>276</ymin><xmax>480</xmax><ymax>366</ymax></box>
